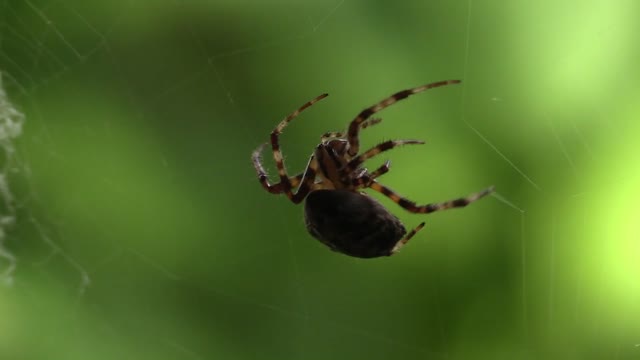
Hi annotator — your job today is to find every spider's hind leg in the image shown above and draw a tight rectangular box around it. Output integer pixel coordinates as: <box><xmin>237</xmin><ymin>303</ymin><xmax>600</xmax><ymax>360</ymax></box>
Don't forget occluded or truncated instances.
<box><xmin>369</xmin><ymin>181</ymin><xmax>494</xmax><ymax>214</ymax></box>
<box><xmin>391</xmin><ymin>222</ymin><xmax>425</xmax><ymax>254</ymax></box>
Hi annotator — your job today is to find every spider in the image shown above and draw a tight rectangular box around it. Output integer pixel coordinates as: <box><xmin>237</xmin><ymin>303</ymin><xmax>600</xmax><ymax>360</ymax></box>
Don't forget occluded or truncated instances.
<box><xmin>252</xmin><ymin>80</ymin><xmax>494</xmax><ymax>258</ymax></box>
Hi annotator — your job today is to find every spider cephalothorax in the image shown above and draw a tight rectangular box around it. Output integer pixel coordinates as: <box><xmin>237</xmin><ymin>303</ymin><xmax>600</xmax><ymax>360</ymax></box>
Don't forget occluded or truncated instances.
<box><xmin>252</xmin><ymin>80</ymin><xmax>494</xmax><ymax>258</ymax></box>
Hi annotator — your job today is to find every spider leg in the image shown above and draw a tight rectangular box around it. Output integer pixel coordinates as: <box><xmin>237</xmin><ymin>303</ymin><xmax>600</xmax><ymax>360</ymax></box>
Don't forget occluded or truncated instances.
<box><xmin>283</xmin><ymin>151</ymin><xmax>321</xmax><ymax>204</ymax></box>
<box><xmin>368</xmin><ymin>181</ymin><xmax>494</xmax><ymax>213</ymax></box>
<box><xmin>367</xmin><ymin>160</ymin><xmax>391</xmax><ymax>181</ymax></box>
<box><xmin>346</xmin><ymin>80</ymin><xmax>461</xmax><ymax>156</ymax></box>
<box><xmin>269</xmin><ymin>93</ymin><xmax>328</xmax><ymax>192</ymax></box>
<box><xmin>252</xmin><ymin>143</ymin><xmax>305</xmax><ymax>193</ymax></box>
<box><xmin>351</xmin><ymin>160</ymin><xmax>391</xmax><ymax>188</ymax></box>
<box><xmin>342</xmin><ymin>139</ymin><xmax>424</xmax><ymax>175</ymax></box>
<box><xmin>289</xmin><ymin>174</ymin><xmax>304</xmax><ymax>188</ymax></box>
<box><xmin>321</xmin><ymin>118</ymin><xmax>382</xmax><ymax>142</ymax></box>
<box><xmin>263</xmin><ymin>172</ymin><xmax>304</xmax><ymax>190</ymax></box>
<box><xmin>253</xmin><ymin>142</ymin><xmax>319</xmax><ymax>202</ymax></box>
<box><xmin>391</xmin><ymin>222</ymin><xmax>426</xmax><ymax>254</ymax></box>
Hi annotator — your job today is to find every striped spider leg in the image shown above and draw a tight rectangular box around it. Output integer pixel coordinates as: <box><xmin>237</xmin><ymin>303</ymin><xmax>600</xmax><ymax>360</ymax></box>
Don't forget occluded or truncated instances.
<box><xmin>346</xmin><ymin>79</ymin><xmax>461</xmax><ymax>156</ymax></box>
<box><xmin>252</xmin><ymin>80</ymin><xmax>494</xmax><ymax>258</ymax></box>
<box><xmin>252</xmin><ymin>96</ymin><xmax>385</xmax><ymax>202</ymax></box>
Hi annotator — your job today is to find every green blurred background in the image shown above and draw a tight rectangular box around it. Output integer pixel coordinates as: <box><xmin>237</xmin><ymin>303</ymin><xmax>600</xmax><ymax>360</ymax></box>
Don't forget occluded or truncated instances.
<box><xmin>1</xmin><ymin>0</ymin><xmax>639</xmax><ymax>359</ymax></box>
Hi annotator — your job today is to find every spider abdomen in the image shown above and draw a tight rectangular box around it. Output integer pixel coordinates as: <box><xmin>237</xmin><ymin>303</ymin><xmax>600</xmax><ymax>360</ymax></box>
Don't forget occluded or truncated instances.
<box><xmin>304</xmin><ymin>190</ymin><xmax>407</xmax><ymax>258</ymax></box>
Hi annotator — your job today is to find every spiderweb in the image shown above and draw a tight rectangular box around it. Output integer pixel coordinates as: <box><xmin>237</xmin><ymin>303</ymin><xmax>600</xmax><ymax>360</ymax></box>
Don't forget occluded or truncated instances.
<box><xmin>0</xmin><ymin>73</ymin><xmax>23</xmax><ymax>285</ymax></box>
<box><xmin>1</xmin><ymin>0</ymin><xmax>638</xmax><ymax>359</ymax></box>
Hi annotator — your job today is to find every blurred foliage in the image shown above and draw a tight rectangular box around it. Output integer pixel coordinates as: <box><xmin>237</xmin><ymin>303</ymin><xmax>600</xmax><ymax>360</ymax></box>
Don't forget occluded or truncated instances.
<box><xmin>0</xmin><ymin>0</ymin><xmax>639</xmax><ymax>359</ymax></box>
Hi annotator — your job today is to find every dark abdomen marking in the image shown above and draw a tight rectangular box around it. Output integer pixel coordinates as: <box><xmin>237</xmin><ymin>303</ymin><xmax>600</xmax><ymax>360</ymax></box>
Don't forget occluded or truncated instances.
<box><xmin>304</xmin><ymin>190</ymin><xmax>407</xmax><ymax>258</ymax></box>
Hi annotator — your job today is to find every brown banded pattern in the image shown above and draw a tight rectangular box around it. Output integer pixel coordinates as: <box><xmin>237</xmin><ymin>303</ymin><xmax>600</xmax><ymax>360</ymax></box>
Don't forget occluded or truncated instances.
<box><xmin>320</xmin><ymin>117</ymin><xmax>383</xmax><ymax>142</ymax></box>
<box><xmin>349</xmin><ymin>160</ymin><xmax>393</xmax><ymax>189</ymax></box>
<box><xmin>369</xmin><ymin>181</ymin><xmax>495</xmax><ymax>214</ymax></box>
<box><xmin>347</xmin><ymin>79</ymin><xmax>461</xmax><ymax>156</ymax></box>
<box><xmin>251</xmin><ymin>80</ymin><xmax>493</xmax><ymax>258</ymax></box>
<box><xmin>270</xmin><ymin>93</ymin><xmax>328</xmax><ymax>189</ymax></box>
<box><xmin>342</xmin><ymin>139</ymin><xmax>425</xmax><ymax>175</ymax></box>
<box><xmin>251</xmin><ymin>143</ymin><xmax>306</xmax><ymax>193</ymax></box>
<box><xmin>391</xmin><ymin>221</ymin><xmax>426</xmax><ymax>254</ymax></box>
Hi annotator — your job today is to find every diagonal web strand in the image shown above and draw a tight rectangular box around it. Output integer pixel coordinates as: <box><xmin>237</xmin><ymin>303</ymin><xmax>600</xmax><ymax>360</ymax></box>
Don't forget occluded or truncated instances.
<box><xmin>464</xmin><ymin>120</ymin><xmax>543</xmax><ymax>192</ymax></box>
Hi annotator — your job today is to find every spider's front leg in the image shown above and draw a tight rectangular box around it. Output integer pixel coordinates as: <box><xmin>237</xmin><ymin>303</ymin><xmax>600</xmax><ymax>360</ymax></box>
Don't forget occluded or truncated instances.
<box><xmin>253</xmin><ymin>93</ymin><xmax>328</xmax><ymax>195</ymax></box>
<box><xmin>320</xmin><ymin>118</ymin><xmax>383</xmax><ymax>142</ymax></box>
<box><xmin>269</xmin><ymin>94</ymin><xmax>327</xmax><ymax>193</ymax></box>
<box><xmin>346</xmin><ymin>80</ymin><xmax>461</xmax><ymax>156</ymax></box>
<box><xmin>285</xmin><ymin>153</ymin><xmax>321</xmax><ymax>203</ymax></box>
<box><xmin>252</xmin><ymin>144</ymin><xmax>319</xmax><ymax>203</ymax></box>
<box><xmin>252</xmin><ymin>143</ymin><xmax>304</xmax><ymax>194</ymax></box>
